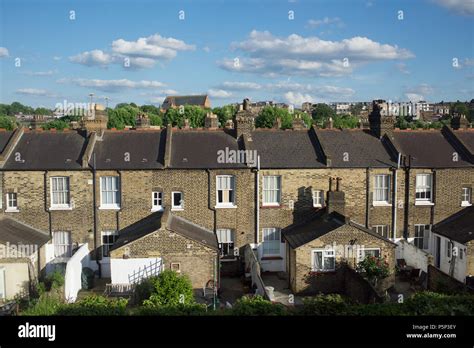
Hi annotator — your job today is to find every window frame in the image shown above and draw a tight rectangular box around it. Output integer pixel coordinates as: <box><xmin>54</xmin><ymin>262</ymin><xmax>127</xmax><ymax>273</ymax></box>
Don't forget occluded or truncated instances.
<box><xmin>99</xmin><ymin>176</ymin><xmax>121</xmax><ymax>209</ymax></box>
<box><xmin>101</xmin><ymin>230</ymin><xmax>118</xmax><ymax>258</ymax></box>
<box><xmin>312</xmin><ymin>190</ymin><xmax>324</xmax><ymax>208</ymax></box>
<box><xmin>171</xmin><ymin>191</ymin><xmax>184</xmax><ymax>210</ymax></box>
<box><xmin>151</xmin><ymin>191</ymin><xmax>163</xmax><ymax>212</ymax></box>
<box><xmin>357</xmin><ymin>248</ymin><xmax>381</xmax><ymax>262</ymax></box>
<box><xmin>170</xmin><ymin>262</ymin><xmax>181</xmax><ymax>273</ymax></box>
<box><xmin>262</xmin><ymin>228</ymin><xmax>281</xmax><ymax>256</ymax></box>
<box><xmin>414</xmin><ymin>224</ymin><xmax>430</xmax><ymax>250</ymax></box>
<box><xmin>373</xmin><ymin>225</ymin><xmax>390</xmax><ymax>239</ymax></box>
<box><xmin>53</xmin><ymin>231</ymin><xmax>72</xmax><ymax>258</ymax></box>
<box><xmin>50</xmin><ymin>176</ymin><xmax>71</xmax><ymax>210</ymax></box>
<box><xmin>461</xmin><ymin>187</ymin><xmax>472</xmax><ymax>207</ymax></box>
<box><xmin>373</xmin><ymin>174</ymin><xmax>391</xmax><ymax>205</ymax></box>
<box><xmin>216</xmin><ymin>229</ymin><xmax>235</xmax><ymax>258</ymax></box>
<box><xmin>415</xmin><ymin>174</ymin><xmax>433</xmax><ymax>204</ymax></box>
<box><xmin>216</xmin><ymin>175</ymin><xmax>236</xmax><ymax>208</ymax></box>
<box><xmin>5</xmin><ymin>192</ymin><xmax>18</xmax><ymax>212</ymax></box>
<box><xmin>262</xmin><ymin>176</ymin><xmax>281</xmax><ymax>206</ymax></box>
<box><xmin>311</xmin><ymin>249</ymin><xmax>336</xmax><ymax>272</ymax></box>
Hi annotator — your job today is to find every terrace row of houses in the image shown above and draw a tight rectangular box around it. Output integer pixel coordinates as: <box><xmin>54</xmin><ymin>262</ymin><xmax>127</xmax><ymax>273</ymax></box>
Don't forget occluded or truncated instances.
<box><xmin>0</xmin><ymin>100</ymin><xmax>472</xmax><ymax>300</ymax></box>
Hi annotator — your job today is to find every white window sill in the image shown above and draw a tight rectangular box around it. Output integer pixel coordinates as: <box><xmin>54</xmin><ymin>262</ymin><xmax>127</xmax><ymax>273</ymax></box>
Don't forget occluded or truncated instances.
<box><xmin>414</xmin><ymin>201</ymin><xmax>434</xmax><ymax>206</ymax></box>
<box><xmin>373</xmin><ymin>202</ymin><xmax>392</xmax><ymax>207</ymax></box>
<box><xmin>311</xmin><ymin>269</ymin><xmax>336</xmax><ymax>273</ymax></box>
<box><xmin>49</xmin><ymin>206</ymin><xmax>73</xmax><ymax>211</ymax></box>
<box><xmin>461</xmin><ymin>202</ymin><xmax>472</xmax><ymax>207</ymax></box>
<box><xmin>99</xmin><ymin>205</ymin><xmax>121</xmax><ymax>210</ymax></box>
<box><xmin>171</xmin><ymin>207</ymin><xmax>184</xmax><ymax>211</ymax></box>
<box><xmin>262</xmin><ymin>203</ymin><xmax>280</xmax><ymax>207</ymax></box>
<box><xmin>151</xmin><ymin>207</ymin><xmax>164</xmax><ymax>212</ymax></box>
<box><xmin>313</xmin><ymin>204</ymin><xmax>323</xmax><ymax>208</ymax></box>
<box><xmin>5</xmin><ymin>208</ymin><xmax>19</xmax><ymax>213</ymax></box>
<box><xmin>215</xmin><ymin>204</ymin><xmax>237</xmax><ymax>209</ymax></box>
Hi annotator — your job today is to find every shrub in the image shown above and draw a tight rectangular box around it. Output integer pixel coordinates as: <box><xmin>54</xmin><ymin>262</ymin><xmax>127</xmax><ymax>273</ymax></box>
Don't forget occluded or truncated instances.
<box><xmin>44</xmin><ymin>271</ymin><xmax>65</xmax><ymax>291</ymax></box>
<box><xmin>56</xmin><ymin>295</ymin><xmax>128</xmax><ymax>316</ymax></box>
<box><xmin>141</xmin><ymin>270</ymin><xmax>195</xmax><ymax>307</ymax></box>
<box><xmin>20</xmin><ymin>294</ymin><xmax>62</xmax><ymax>316</ymax></box>
<box><xmin>404</xmin><ymin>291</ymin><xmax>474</xmax><ymax>316</ymax></box>
<box><xmin>356</xmin><ymin>256</ymin><xmax>390</xmax><ymax>283</ymax></box>
<box><xmin>300</xmin><ymin>294</ymin><xmax>352</xmax><ymax>315</ymax></box>
<box><xmin>232</xmin><ymin>295</ymin><xmax>287</xmax><ymax>316</ymax></box>
<box><xmin>137</xmin><ymin>303</ymin><xmax>208</xmax><ymax>316</ymax></box>
<box><xmin>134</xmin><ymin>277</ymin><xmax>156</xmax><ymax>305</ymax></box>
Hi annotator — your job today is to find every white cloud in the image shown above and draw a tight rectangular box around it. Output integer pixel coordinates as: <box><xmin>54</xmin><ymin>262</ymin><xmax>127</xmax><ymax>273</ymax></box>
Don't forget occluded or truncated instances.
<box><xmin>208</xmin><ymin>89</ymin><xmax>232</xmax><ymax>99</ymax></box>
<box><xmin>395</xmin><ymin>63</ymin><xmax>410</xmax><ymax>74</ymax></box>
<box><xmin>58</xmin><ymin>78</ymin><xmax>166</xmax><ymax>92</ymax></box>
<box><xmin>16</xmin><ymin>88</ymin><xmax>56</xmax><ymax>97</ymax></box>
<box><xmin>69</xmin><ymin>50</ymin><xmax>114</xmax><ymax>67</ymax></box>
<box><xmin>53</xmin><ymin>56</ymin><xmax>62</xmax><ymax>61</ymax></box>
<box><xmin>404</xmin><ymin>83</ymin><xmax>434</xmax><ymax>101</ymax></box>
<box><xmin>405</xmin><ymin>93</ymin><xmax>425</xmax><ymax>102</ymax></box>
<box><xmin>433</xmin><ymin>0</ymin><xmax>474</xmax><ymax>16</ymax></box>
<box><xmin>283</xmin><ymin>92</ymin><xmax>316</xmax><ymax>106</ymax></box>
<box><xmin>307</xmin><ymin>17</ymin><xmax>343</xmax><ymax>28</ymax></box>
<box><xmin>219</xmin><ymin>81</ymin><xmax>262</xmax><ymax>90</ymax></box>
<box><xmin>220</xmin><ymin>31</ymin><xmax>413</xmax><ymax>77</ymax></box>
<box><xmin>70</xmin><ymin>33</ymin><xmax>195</xmax><ymax>69</ymax></box>
<box><xmin>0</xmin><ymin>47</ymin><xmax>9</xmax><ymax>58</ymax></box>
<box><xmin>23</xmin><ymin>70</ymin><xmax>57</xmax><ymax>76</ymax></box>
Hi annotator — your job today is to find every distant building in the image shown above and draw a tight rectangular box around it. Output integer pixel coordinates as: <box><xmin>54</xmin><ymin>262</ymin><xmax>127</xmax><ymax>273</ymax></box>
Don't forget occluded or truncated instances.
<box><xmin>161</xmin><ymin>95</ymin><xmax>210</xmax><ymax>111</ymax></box>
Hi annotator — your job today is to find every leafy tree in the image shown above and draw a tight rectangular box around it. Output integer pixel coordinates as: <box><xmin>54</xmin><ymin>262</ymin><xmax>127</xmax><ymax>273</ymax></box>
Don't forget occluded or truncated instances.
<box><xmin>0</xmin><ymin>116</ymin><xmax>16</xmax><ymax>130</ymax></box>
<box><xmin>149</xmin><ymin>114</ymin><xmax>163</xmax><ymax>127</ymax></box>
<box><xmin>140</xmin><ymin>104</ymin><xmax>161</xmax><ymax>115</ymax></box>
<box><xmin>10</xmin><ymin>101</ymin><xmax>34</xmax><ymax>115</ymax></box>
<box><xmin>34</xmin><ymin>107</ymin><xmax>52</xmax><ymax>115</ymax></box>
<box><xmin>255</xmin><ymin>106</ymin><xmax>293</xmax><ymax>129</ymax></box>
<box><xmin>42</xmin><ymin>119</ymin><xmax>69</xmax><ymax>130</ymax></box>
<box><xmin>311</xmin><ymin>103</ymin><xmax>335</xmax><ymax>127</ymax></box>
<box><xmin>212</xmin><ymin>105</ymin><xmax>236</xmax><ymax>126</ymax></box>
<box><xmin>451</xmin><ymin>101</ymin><xmax>469</xmax><ymax>116</ymax></box>
<box><xmin>349</xmin><ymin>103</ymin><xmax>364</xmax><ymax>116</ymax></box>
<box><xmin>142</xmin><ymin>270</ymin><xmax>195</xmax><ymax>307</ymax></box>
<box><xmin>163</xmin><ymin>105</ymin><xmax>208</xmax><ymax>128</ymax></box>
<box><xmin>333</xmin><ymin>114</ymin><xmax>359</xmax><ymax>129</ymax></box>
<box><xmin>0</xmin><ymin>103</ymin><xmax>12</xmax><ymax>116</ymax></box>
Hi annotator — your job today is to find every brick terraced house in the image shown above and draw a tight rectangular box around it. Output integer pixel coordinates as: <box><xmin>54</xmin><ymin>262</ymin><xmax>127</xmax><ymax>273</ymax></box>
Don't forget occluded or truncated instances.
<box><xmin>0</xmin><ymin>100</ymin><xmax>472</xmax><ymax>300</ymax></box>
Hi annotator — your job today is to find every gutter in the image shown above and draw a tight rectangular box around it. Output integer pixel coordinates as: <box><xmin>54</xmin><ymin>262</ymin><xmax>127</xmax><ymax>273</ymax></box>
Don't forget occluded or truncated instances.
<box><xmin>255</xmin><ymin>155</ymin><xmax>260</xmax><ymax>244</ymax></box>
<box><xmin>92</xmin><ymin>153</ymin><xmax>101</xmax><ymax>277</ymax></box>
<box><xmin>365</xmin><ymin>167</ymin><xmax>370</xmax><ymax>228</ymax></box>
<box><xmin>392</xmin><ymin>153</ymin><xmax>401</xmax><ymax>240</ymax></box>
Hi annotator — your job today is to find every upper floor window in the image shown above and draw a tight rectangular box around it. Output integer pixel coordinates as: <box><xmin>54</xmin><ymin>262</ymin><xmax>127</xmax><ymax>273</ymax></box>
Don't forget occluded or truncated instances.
<box><xmin>262</xmin><ymin>228</ymin><xmax>281</xmax><ymax>256</ymax></box>
<box><xmin>414</xmin><ymin>224</ymin><xmax>430</xmax><ymax>250</ymax></box>
<box><xmin>461</xmin><ymin>187</ymin><xmax>472</xmax><ymax>207</ymax></box>
<box><xmin>171</xmin><ymin>191</ymin><xmax>184</xmax><ymax>210</ymax></box>
<box><xmin>100</xmin><ymin>176</ymin><xmax>120</xmax><ymax>209</ymax></box>
<box><xmin>51</xmin><ymin>177</ymin><xmax>71</xmax><ymax>209</ymax></box>
<box><xmin>263</xmin><ymin>176</ymin><xmax>281</xmax><ymax>206</ymax></box>
<box><xmin>101</xmin><ymin>230</ymin><xmax>118</xmax><ymax>258</ymax></box>
<box><xmin>53</xmin><ymin>231</ymin><xmax>72</xmax><ymax>258</ymax></box>
<box><xmin>312</xmin><ymin>249</ymin><xmax>335</xmax><ymax>272</ymax></box>
<box><xmin>5</xmin><ymin>192</ymin><xmax>18</xmax><ymax>212</ymax></box>
<box><xmin>415</xmin><ymin>174</ymin><xmax>432</xmax><ymax>204</ymax></box>
<box><xmin>374</xmin><ymin>174</ymin><xmax>390</xmax><ymax>204</ymax></box>
<box><xmin>216</xmin><ymin>175</ymin><xmax>235</xmax><ymax>207</ymax></box>
<box><xmin>151</xmin><ymin>191</ymin><xmax>163</xmax><ymax>211</ymax></box>
<box><xmin>312</xmin><ymin>190</ymin><xmax>324</xmax><ymax>208</ymax></box>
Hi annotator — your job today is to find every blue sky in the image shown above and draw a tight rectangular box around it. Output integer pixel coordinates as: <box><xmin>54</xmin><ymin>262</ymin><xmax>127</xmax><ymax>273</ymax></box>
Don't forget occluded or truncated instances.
<box><xmin>0</xmin><ymin>0</ymin><xmax>473</xmax><ymax>108</ymax></box>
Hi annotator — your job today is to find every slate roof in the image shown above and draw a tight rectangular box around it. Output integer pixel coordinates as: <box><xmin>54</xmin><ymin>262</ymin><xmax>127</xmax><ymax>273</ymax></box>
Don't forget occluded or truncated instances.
<box><xmin>91</xmin><ymin>130</ymin><xmax>165</xmax><ymax>169</ymax></box>
<box><xmin>170</xmin><ymin>129</ymin><xmax>246</xmax><ymax>168</ymax></box>
<box><xmin>111</xmin><ymin>209</ymin><xmax>217</xmax><ymax>251</ymax></box>
<box><xmin>249</xmin><ymin>129</ymin><xmax>325</xmax><ymax>168</ymax></box>
<box><xmin>392</xmin><ymin>130</ymin><xmax>473</xmax><ymax>168</ymax></box>
<box><xmin>453</xmin><ymin>129</ymin><xmax>474</xmax><ymax>155</ymax></box>
<box><xmin>432</xmin><ymin>206</ymin><xmax>474</xmax><ymax>244</ymax></box>
<box><xmin>3</xmin><ymin>130</ymin><xmax>87</xmax><ymax>170</ymax></box>
<box><xmin>315</xmin><ymin>129</ymin><xmax>397</xmax><ymax>168</ymax></box>
<box><xmin>0</xmin><ymin>216</ymin><xmax>50</xmax><ymax>247</ymax></box>
<box><xmin>0</xmin><ymin>130</ymin><xmax>14</xmax><ymax>154</ymax></box>
<box><xmin>283</xmin><ymin>210</ymin><xmax>396</xmax><ymax>249</ymax></box>
<box><xmin>164</xmin><ymin>95</ymin><xmax>208</xmax><ymax>107</ymax></box>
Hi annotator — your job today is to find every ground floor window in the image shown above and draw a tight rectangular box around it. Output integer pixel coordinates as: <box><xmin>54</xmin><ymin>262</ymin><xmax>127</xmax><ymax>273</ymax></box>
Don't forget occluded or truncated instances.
<box><xmin>312</xmin><ymin>249</ymin><xmax>335</xmax><ymax>272</ymax></box>
<box><xmin>216</xmin><ymin>229</ymin><xmax>234</xmax><ymax>257</ymax></box>
<box><xmin>262</xmin><ymin>228</ymin><xmax>281</xmax><ymax>256</ymax></box>
<box><xmin>373</xmin><ymin>225</ymin><xmax>390</xmax><ymax>239</ymax></box>
<box><xmin>357</xmin><ymin>248</ymin><xmax>381</xmax><ymax>262</ymax></box>
<box><xmin>414</xmin><ymin>224</ymin><xmax>430</xmax><ymax>250</ymax></box>
<box><xmin>101</xmin><ymin>231</ymin><xmax>118</xmax><ymax>257</ymax></box>
<box><xmin>53</xmin><ymin>231</ymin><xmax>72</xmax><ymax>258</ymax></box>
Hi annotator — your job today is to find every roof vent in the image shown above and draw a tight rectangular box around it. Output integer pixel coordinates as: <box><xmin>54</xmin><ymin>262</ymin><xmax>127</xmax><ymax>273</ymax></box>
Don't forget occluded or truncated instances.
<box><xmin>106</xmin><ymin>158</ymin><xmax>111</xmax><ymax>163</ymax></box>
<box><xmin>182</xmin><ymin>158</ymin><xmax>188</xmax><ymax>163</ymax></box>
<box><xmin>142</xmin><ymin>158</ymin><xmax>148</xmax><ymax>163</ymax></box>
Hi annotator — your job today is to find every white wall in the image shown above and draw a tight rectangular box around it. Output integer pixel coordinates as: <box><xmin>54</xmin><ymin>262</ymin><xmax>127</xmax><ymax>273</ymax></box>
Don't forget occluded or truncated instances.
<box><xmin>256</xmin><ymin>240</ymin><xmax>286</xmax><ymax>272</ymax></box>
<box><xmin>432</xmin><ymin>233</ymin><xmax>467</xmax><ymax>283</ymax></box>
<box><xmin>111</xmin><ymin>258</ymin><xmax>162</xmax><ymax>284</ymax></box>
<box><xmin>64</xmin><ymin>243</ymin><xmax>91</xmax><ymax>303</ymax></box>
<box><xmin>396</xmin><ymin>239</ymin><xmax>431</xmax><ymax>273</ymax></box>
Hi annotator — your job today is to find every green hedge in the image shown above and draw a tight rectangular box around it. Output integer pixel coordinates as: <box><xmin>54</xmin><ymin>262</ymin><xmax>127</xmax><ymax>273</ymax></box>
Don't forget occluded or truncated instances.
<box><xmin>56</xmin><ymin>295</ymin><xmax>128</xmax><ymax>316</ymax></box>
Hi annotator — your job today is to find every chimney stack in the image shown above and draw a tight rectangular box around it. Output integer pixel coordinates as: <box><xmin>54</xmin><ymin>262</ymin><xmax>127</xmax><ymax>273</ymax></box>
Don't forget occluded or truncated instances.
<box><xmin>273</xmin><ymin>117</ymin><xmax>282</xmax><ymax>129</ymax></box>
<box><xmin>327</xmin><ymin>177</ymin><xmax>345</xmax><ymax>215</ymax></box>
<box><xmin>183</xmin><ymin>118</ymin><xmax>191</xmax><ymax>129</ymax></box>
<box><xmin>234</xmin><ymin>98</ymin><xmax>255</xmax><ymax>139</ymax></box>
<box><xmin>292</xmin><ymin>115</ymin><xmax>306</xmax><ymax>130</ymax></box>
<box><xmin>135</xmin><ymin>111</ymin><xmax>150</xmax><ymax>129</ymax></box>
<box><xmin>369</xmin><ymin>100</ymin><xmax>395</xmax><ymax>138</ymax></box>
<box><xmin>451</xmin><ymin>113</ymin><xmax>469</xmax><ymax>130</ymax></box>
<box><xmin>326</xmin><ymin>117</ymin><xmax>334</xmax><ymax>129</ymax></box>
<box><xmin>204</xmin><ymin>112</ymin><xmax>218</xmax><ymax>129</ymax></box>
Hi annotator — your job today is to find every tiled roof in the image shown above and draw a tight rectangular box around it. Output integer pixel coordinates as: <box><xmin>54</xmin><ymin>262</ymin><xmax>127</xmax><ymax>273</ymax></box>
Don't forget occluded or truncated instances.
<box><xmin>0</xmin><ymin>216</ymin><xmax>50</xmax><ymax>247</ymax></box>
<box><xmin>170</xmin><ymin>129</ymin><xmax>246</xmax><ymax>169</ymax></box>
<box><xmin>166</xmin><ymin>213</ymin><xmax>218</xmax><ymax>249</ymax></box>
<box><xmin>249</xmin><ymin>129</ymin><xmax>325</xmax><ymax>169</ymax></box>
<box><xmin>164</xmin><ymin>95</ymin><xmax>208</xmax><ymax>107</ymax></box>
<box><xmin>432</xmin><ymin>206</ymin><xmax>474</xmax><ymax>244</ymax></box>
<box><xmin>0</xmin><ymin>130</ymin><xmax>14</xmax><ymax>154</ymax></box>
<box><xmin>91</xmin><ymin>130</ymin><xmax>165</xmax><ymax>169</ymax></box>
<box><xmin>393</xmin><ymin>130</ymin><xmax>473</xmax><ymax>168</ymax></box>
<box><xmin>3</xmin><ymin>130</ymin><xmax>87</xmax><ymax>170</ymax></box>
<box><xmin>315</xmin><ymin>129</ymin><xmax>397</xmax><ymax>168</ymax></box>
<box><xmin>453</xmin><ymin>129</ymin><xmax>474</xmax><ymax>155</ymax></box>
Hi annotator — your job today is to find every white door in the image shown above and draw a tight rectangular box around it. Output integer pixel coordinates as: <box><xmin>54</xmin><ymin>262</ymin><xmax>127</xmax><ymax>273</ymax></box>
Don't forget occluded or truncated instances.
<box><xmin>0</xmin><ymin>267</ymin><xmax>6</xmax><ymax>300</ymax></box>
